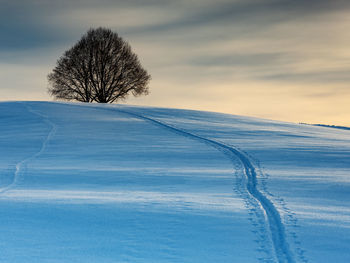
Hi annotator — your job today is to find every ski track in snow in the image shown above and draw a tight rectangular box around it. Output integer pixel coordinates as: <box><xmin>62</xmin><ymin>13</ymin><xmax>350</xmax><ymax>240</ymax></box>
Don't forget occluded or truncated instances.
<box><xmin>0</xmin><ymin>103</ymin><xmax>56</xmax><ymax>194</ymax></box>
<box><xmin>1</xmin><ymin>102</ymin><xmax>304</xmax><ymax>262</ymax></box>
<box><xmin>111</xmin><ymin>107</ymin><xmax>297</xmax><ymax>263</ymax></box>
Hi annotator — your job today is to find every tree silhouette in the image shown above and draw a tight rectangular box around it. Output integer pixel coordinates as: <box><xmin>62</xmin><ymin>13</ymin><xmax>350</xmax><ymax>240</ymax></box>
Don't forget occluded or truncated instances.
<box><xmin>48</xmin><ymin>27</ymin><xmax>151</xmax><ymax>103</ymax></box>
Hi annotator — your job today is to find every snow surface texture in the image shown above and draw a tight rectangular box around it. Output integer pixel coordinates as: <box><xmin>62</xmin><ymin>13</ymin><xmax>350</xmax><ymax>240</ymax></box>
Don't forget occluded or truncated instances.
<box><xmin>0</xmin><ymin>102</ymin><xmax>349</xmax><ymax>263</ymax></box>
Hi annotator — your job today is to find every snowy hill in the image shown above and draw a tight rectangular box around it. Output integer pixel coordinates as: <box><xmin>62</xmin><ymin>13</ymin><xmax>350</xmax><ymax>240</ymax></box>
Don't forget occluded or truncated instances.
<box><xmin>0</xmin><ymin>101</ymin><xmax>349</xmax><ymax>263</ymax></box>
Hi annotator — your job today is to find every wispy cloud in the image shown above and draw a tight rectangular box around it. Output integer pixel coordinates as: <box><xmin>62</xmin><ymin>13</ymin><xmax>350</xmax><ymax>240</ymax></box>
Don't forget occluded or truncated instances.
<box><xmin>0</xmin><ymin>0</ymin><xmax>350</xmax><ymax>124</ymax></box>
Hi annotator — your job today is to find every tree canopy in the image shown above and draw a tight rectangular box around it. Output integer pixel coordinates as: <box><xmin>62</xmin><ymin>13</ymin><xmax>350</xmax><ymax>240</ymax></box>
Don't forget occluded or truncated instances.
<box><xmin>48</xmin><ymin>27</ymin><xmax>151</xmax><ymax>103</ymax></box>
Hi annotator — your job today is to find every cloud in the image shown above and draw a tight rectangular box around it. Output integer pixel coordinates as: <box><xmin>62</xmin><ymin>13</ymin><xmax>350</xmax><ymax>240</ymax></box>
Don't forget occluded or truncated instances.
<box><xmin>0</xmin><ymin>0</ymin><xmax>350</xmax><ymax>124</ymax></box>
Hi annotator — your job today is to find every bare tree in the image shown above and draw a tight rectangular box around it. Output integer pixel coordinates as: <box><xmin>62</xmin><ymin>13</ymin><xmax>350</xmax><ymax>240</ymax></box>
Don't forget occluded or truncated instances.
<box><xmin>48</xmin><ymin>27</ymin><xmax>151</xmax><ymax>103</ymax></box>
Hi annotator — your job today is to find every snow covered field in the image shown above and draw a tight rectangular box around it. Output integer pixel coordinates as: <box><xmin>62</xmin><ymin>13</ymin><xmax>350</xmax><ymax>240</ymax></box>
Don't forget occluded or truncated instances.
<box><xmin>0</xmin><ymin>101</ymin><xmax>349</xmax><ymax>262</ymax></box>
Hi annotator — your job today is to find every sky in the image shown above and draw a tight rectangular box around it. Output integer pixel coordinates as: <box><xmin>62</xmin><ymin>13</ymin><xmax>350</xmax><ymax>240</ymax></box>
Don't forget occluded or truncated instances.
<box><xmin>0</xmin><ymin>0</ymin><xmax>350</xmax><ymax>125</ymax></box>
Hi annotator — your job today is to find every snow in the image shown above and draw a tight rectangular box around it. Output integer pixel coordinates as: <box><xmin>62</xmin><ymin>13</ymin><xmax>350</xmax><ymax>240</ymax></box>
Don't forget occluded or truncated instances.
<box><xmin>0</xmin><ymin>101</ymin><xmax>350</xmax><ymax>262</ymax></box>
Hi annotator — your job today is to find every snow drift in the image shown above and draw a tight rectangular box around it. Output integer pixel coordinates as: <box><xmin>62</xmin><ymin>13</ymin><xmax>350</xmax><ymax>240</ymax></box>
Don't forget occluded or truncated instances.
<box><xmin>0</xmin><ymin>101</ymin><xmax>349</xmax><ymax>263</ymax></box>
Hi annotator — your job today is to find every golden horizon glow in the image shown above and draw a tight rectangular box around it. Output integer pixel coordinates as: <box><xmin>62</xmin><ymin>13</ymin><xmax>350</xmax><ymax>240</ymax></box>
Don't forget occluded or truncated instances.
<box><xmin>0</xmin><ymin>1</ymin><xmax>349</xmax><ymax>126</ymax></box>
